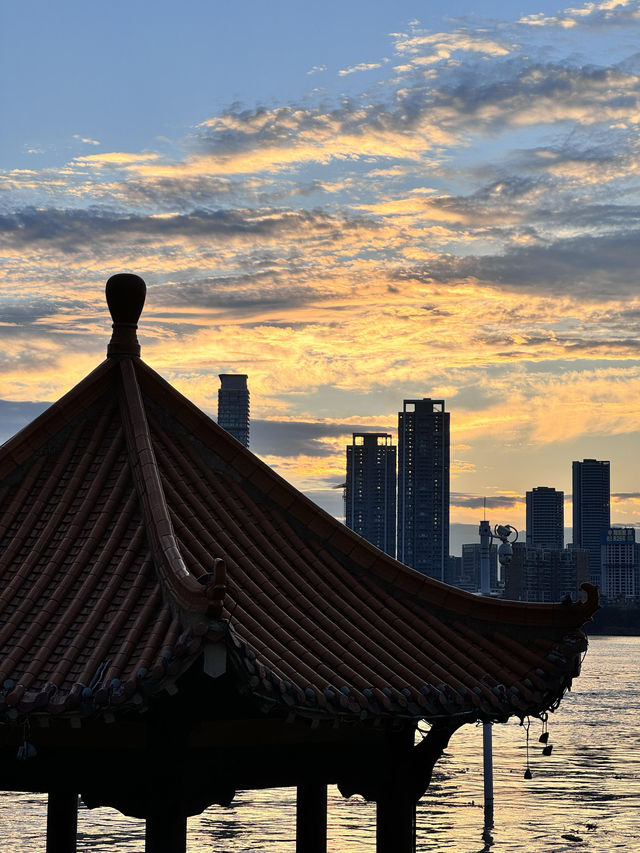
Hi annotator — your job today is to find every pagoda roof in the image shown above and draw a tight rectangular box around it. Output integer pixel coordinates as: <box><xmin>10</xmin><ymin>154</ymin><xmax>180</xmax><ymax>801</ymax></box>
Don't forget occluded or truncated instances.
<box><xmin>0</xmin><ymin>275</ymin><xmax>598</xmax><ymax>726</ymax></box>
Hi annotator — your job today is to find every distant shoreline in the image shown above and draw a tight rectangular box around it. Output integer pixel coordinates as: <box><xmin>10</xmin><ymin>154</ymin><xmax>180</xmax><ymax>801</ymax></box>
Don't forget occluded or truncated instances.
<box><xmin>584</xmin><ymin>606</ymin><xmax>640</xmax><ymax>636</ymax></box>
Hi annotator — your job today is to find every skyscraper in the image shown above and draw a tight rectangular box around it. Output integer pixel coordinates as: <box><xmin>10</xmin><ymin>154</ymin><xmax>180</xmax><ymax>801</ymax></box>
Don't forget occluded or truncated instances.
<box><xmin>505</xmin><ymin>542</ymin><xmax>588</xmax><ymax>603</ymax></box>
<box><xmin>601</xmin><ymin>528</ymin><xmax>640</xmax><ymax>602</ymax></box>
<box><xmin>397</xmin><ymin>398</ymin><xmax>450</xmax><ymax>580</ymax></box>
<box><xmin>526</xmin><ymin>486</ymin><xmax>564</xmax><ymax>551</ymax></box>
<box><xmin>345</xmin><ymin>433</ymin><xmax>396</xmax><ymax>556</ymax></box>
<box><xmin>572</xmin><ymin>459</ymin><xmax>610</xmax><ymax>587</ymax></box>
<box><xmin>218</xmin><ymin>374</ymin><xmax>250</xmax><ymax>447</ymax></box>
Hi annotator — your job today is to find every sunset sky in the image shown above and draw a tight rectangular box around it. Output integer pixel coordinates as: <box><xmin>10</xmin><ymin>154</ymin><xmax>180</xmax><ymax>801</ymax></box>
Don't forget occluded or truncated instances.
<box><xmin>2</xmin><ymin>0</ymin><xmax>640</xmax><ymax>548</ymax></box>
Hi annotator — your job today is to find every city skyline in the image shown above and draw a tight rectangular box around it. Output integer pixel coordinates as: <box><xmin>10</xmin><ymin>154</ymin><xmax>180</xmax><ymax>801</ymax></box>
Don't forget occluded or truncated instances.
<box><xmin>2</xmin><ymin>0</ymin><xmax>640</xmax><ymax>533</ymax></box>
<box><xmin>343</xmin><ymin>415</ymin><xmax>612</xmax><ymax>569</ymax></box>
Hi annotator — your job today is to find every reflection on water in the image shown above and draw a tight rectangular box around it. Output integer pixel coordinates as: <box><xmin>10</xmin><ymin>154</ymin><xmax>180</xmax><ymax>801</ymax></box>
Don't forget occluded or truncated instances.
<box><xmin>1</xmin><ymin>637</ymin><xmax>639</xmax><ymax>851</ymax></box>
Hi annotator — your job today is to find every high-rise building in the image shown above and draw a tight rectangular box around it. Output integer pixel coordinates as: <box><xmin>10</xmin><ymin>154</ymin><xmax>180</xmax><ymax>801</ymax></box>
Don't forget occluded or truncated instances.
<box><xmin>218</xmin><ymin>374</ymin><xmax>250</xmax><ymax>447</ymax></box>
<box><xmin>601</xmin><ymin>528</ymin><xmax>640</xmax><ymax>603</ymax></box>
<box><xmin>505</xmin><ymin>542</ymin><xmax>589</xmax><ymax>603</ymax></box>
<box><xmin>446</xmin><ymin>555</ymin><xmax>463</xmax><ymax>587</ymax></box>
<box><xmin>526</xmin><ymin>486</ymin><xmax>564</xmax><ymax>551</ymax></box>
<box><xmin>397</xmin><ymin>398</ymin><xmax>449</xmax><ymax>580</ymax></box>
<box><xmin>572</xmin><ymin>459</ymin><xmax>610</xmax><ymax>587</ymax></box>
<box><xmin>345</xmin><ymin>433</ymin><xmax>396</xmax><ymax>557</ymax></box>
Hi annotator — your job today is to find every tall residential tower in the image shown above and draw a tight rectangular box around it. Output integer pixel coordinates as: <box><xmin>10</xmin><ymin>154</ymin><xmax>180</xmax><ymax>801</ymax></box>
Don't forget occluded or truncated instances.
<box><xmin>526</xmin><ymin>486</ymin><xmax>564</xmax><ymax>551</ymax></box>
<box><xmin>601</xmin><ymin>528</ymin><xmax>640</xmax><ymax>602</ymax></box>
<box><xmin>397</xmin><ymin>398</ymin><xmax>450</xmax><ymax>580</ymax></box>
<box><xmin>218</xmin><ymin>374</ymin><xmax>250</xmax><ymax>448</ymax></box>
<box><xmin>345</xmin><ymin>433</ymin><xmax>396</xmax><ymax>557</ymax></box>
<box><xmin>572</xmin><ymin>458</ymin><xmax>610</xmax><ymax>587</ymax></box>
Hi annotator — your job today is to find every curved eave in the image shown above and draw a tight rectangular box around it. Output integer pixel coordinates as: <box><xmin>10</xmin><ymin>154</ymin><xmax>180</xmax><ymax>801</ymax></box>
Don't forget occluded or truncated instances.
<box><xmin>133</xmin><ymin>356</ymin><xmax>599</xmax><ymax>636</ymax></box>
<box><xmin>0</xmin><ymin>357</ymin><xmax>222</xmax><ymax>722</ymax></box>
<box><xmin>0</xmin><ymin>353</ymin><xmax>598</xmax><ymax>726</ymax></box>
<box><xmin>131</xmin><ymin>359</ymin><xmax>597</xmax><ymax>724</ymax></box>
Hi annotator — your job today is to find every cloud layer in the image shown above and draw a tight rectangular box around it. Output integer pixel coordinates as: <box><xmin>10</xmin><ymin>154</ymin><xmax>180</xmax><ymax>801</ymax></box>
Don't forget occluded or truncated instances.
<box><xmin>2</xmin><ymin>1</ymin><xmax>640</xmax><ymax>529</ymax></box>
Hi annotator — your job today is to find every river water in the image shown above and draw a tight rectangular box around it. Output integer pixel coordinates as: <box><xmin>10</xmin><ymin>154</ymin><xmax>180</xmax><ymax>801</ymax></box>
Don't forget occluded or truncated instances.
<box><xmin>1</xmin><ymin>635</ymin><xmax>639</xmax><ymax>851</ymax></box>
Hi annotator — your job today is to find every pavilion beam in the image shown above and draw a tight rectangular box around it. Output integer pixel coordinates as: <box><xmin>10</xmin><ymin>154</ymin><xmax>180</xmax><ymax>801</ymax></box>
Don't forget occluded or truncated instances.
<box><xmin>145</xmin><ymin>809</ymin><xmax>188</xmax><ymax>853</ymax></box>
<box><xmin>376</xmin><ymin>788</ymin><xmax>416</xmax><ymax>853</ymax></box>
<box><xmin>46</xmin><ymin>791</ymin><xmax>78</xmax><ymax>853</ymax></box>
<box><xmin>296</xmin><ymin>782</ymin><xmax>327</xmax><ymax>853</ymax></box>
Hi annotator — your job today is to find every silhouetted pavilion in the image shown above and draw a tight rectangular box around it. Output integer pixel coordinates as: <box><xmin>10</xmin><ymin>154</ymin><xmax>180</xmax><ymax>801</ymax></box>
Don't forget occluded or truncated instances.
<box><xmin>0</xmin><ymin>275</ymin><xmax>598</xmax><ymax>853</ymax></box>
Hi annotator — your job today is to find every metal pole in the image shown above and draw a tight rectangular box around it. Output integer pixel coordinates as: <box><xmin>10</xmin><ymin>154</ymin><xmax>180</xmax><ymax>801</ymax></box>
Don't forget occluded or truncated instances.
<box><xmin>479</xmin><ymin>519</ymin><xmax>494</xmax><ymax>830</ymax></box>
<box><xmin>482</xmin><ymin>721</ymin><xmax>494</xmax><ymax>829</ymax></box>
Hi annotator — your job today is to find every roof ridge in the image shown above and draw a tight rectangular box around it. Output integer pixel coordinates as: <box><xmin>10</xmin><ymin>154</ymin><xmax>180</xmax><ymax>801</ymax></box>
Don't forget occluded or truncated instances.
<box><xmin>117</xmin><ymin>358</ymin><xmax>220</xmax><ymax>620</ymax></box>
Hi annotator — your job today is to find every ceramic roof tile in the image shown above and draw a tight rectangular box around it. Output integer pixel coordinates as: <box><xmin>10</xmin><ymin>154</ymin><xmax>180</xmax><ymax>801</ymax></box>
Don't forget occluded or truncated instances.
<box><xmin>0</xmin><ymin>277</ymin><xmax>598</xmax><ymax>725</ymax></box>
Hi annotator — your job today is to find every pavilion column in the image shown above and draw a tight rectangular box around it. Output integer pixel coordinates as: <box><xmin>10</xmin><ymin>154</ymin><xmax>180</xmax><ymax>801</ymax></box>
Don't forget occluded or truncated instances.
<box><xmin>46</xmin><ymin>791</ymin><xmax>78</xmax><ymax>853</ymax></box>
<box><xmin>376</xmin><ymin>787</ymin><xmax>416</xmax><ymax>853</ymax></box>
<box><xmin>145</xmin><ymin>809</ymin><xmax>187</xmax><ymax>853</ymax></box>
<box><xmin>296</xmin><ymin>782</ymin><xmax>327</xmax><ymax>853</ymax></box>
<box><xmin>143</xmin><ymin>707</ymin><xmax>190</xmax><ymax>853</ymax></box>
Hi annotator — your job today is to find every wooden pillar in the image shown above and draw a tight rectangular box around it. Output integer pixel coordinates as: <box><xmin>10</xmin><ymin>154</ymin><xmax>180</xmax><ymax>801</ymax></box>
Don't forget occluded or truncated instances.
<box><xmin>296</xmin><ymin>782</ymin><xmax>327</xmax><ymax>853</ymax></box>
<box><xmin>46</xmin><ymin>791</ymin><xmax>78</xmax><ymax>853</ymax></box>
<box><xmin>376</xmin><ymin>788</ymin><xmax>415</xmax><ymax>853</ymax></box>
<box><xmin>145</xmin><ymin>810</ymin><xmax>187</xmax><ymax>853</ymax></box>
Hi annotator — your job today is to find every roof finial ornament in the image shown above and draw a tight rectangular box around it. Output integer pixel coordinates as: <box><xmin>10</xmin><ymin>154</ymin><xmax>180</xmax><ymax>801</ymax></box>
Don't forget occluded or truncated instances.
<box><xmin>106</xmin><ymin>273</ymin><xmax>146</xmax><ymax>358</ymax></box>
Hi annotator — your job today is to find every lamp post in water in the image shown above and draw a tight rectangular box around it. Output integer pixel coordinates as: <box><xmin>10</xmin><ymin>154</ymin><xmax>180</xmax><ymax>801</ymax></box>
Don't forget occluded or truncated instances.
<box><xmin>479</xmin><ymin>520</ymin><xmax>518</xmax><ymax>833</ymax></box>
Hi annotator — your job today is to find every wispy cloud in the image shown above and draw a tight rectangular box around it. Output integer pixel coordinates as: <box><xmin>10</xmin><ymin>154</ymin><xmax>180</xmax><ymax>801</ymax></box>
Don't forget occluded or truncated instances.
<box><xmin>520</xmin><ymin>0</ymin><xmax>640</xmax><ymax>29</ymax></box>
<box><xmin>3</xmin><ymin>2</ymin><xmax>640</xmax><ymax>521</ymax></box>
<box><xmin>451</xmin><ymin>493</ymin><xmax>524</xmax><ymax>510</ymax></box>
<box><xmin>72</xmin><ymin>135</ymin><xmax>100</xmax><ymax>146</ymax></box>
<box><xmin>338</xmin><ymin>61</ymin><xmax>384</xmax><ymax>76</ymax></box>
<box><xmin>392</xmin><ymin>28</ymin><xmax>511</xmax><ymax>66</ymax></box>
